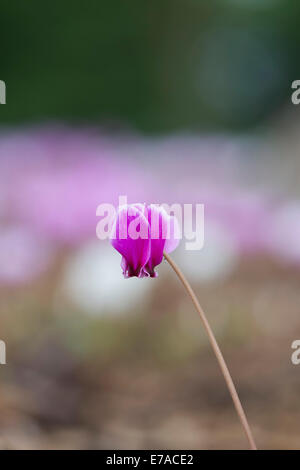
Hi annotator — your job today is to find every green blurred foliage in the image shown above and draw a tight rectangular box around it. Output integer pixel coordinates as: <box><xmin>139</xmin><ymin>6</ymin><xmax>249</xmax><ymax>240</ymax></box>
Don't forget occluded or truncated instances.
<box><xmin>1</xmin><ymin>0</ymin><xmax>300</xmax><ymax>132</ymax></box>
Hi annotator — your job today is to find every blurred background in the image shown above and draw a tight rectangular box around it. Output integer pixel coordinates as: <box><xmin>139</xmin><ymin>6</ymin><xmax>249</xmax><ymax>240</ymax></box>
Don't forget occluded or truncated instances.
<box><xmin>0</xmin><ymin>0</ymin><xmax>300</xmax><ymax>449</ymax></box>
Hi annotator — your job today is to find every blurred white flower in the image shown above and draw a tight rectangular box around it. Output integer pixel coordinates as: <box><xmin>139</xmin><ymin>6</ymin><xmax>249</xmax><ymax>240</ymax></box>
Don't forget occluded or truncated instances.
<box><xmin>61</xmin><ymin>241</ymin><xmax>153</xmax><ymax>316</ymax></box>
<box><xmin>174</xmin><ymin>221</ymin><xmax>238</xmax><ymax>282</ymax></box>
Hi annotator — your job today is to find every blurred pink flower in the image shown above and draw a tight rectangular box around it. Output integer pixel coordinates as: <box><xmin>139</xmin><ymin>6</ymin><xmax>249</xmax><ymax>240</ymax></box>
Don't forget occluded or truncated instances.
<box><xmin>265</xmin><ymin>202</ymin><xmax>300</xmax><ymax>265</ymax></box>
<box><xmin>0</xmin><ymin>126</ymin><xmax>298</xmax><ymax>271</ymax></box>
<box><xmin>0</xmin><ymin>127</ymin><xmax>151</xmax><ymax>244</ymax></box>
<box><xmin>0</xmin><ymin>225</ymin><xmax>53</xmax><ymax>285</ymax></box>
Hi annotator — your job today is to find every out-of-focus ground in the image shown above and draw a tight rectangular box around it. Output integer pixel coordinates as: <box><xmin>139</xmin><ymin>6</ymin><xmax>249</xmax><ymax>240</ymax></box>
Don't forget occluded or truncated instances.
<box><xmin>0</xmin><ymin>252</ymin><xmax>299</xmax><ymax>449</ymax></box>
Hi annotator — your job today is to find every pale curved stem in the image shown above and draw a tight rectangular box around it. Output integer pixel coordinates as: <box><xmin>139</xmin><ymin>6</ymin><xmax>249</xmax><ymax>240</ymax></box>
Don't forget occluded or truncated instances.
<box><xmin>164</xmin><ymin>252</ymin><xmax>257</xmax><ymax>450</ymax></box>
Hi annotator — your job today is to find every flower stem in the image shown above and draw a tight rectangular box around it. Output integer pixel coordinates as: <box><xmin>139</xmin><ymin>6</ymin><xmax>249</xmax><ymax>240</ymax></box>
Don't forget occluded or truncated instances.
<box><xmin>163</xmin><ymin>252</ymin><xmax>257</xmax><ymax>450</ymax></box>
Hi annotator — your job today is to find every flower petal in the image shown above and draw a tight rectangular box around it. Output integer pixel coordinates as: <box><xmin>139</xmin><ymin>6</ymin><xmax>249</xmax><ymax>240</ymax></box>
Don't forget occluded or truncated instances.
<box><xmin>110</xmin><ymin>205</ymin><xmax>151</xmax><ymax>278</ymax></box>
<box><xmin>142</xmin><ymin>205</ymin><xmax>173</xmax><ymax>276</ymax></box>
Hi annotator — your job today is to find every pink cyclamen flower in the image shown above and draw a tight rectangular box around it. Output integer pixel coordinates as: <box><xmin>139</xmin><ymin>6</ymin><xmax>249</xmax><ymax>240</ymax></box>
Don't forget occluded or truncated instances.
<box><xmin>110</xmin><ymin>204</ymin><xmax>179</xmax><ymax>278</ymax></box>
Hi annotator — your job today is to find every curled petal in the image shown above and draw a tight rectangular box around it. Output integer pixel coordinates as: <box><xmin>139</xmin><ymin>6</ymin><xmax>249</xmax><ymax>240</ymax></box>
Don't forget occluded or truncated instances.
<box><xmin>110</xmin><ymin>205</ymin><xmax>151</xmax><ymax>278</ymax></box>
<box><xmin>144</xmin><ymin>205</ymin><xmax>179</xmax><ymax>277</ymax></box>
